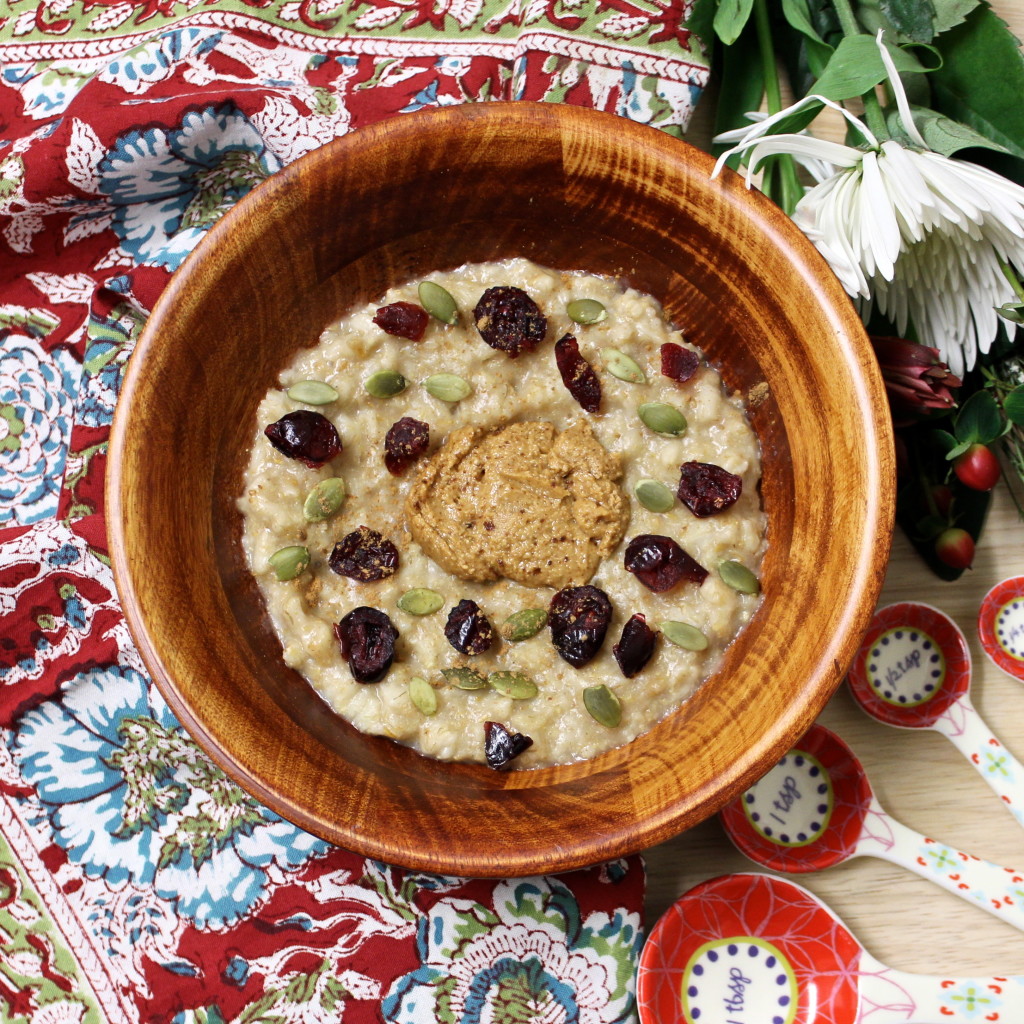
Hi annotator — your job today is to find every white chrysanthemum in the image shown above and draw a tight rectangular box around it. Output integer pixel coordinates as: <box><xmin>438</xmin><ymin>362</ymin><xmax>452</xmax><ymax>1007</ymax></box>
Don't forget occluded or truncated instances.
<box><xmin>712</xmin><ymin>34</ymin><xmax>1024</xmax><ymax>377</ymax></box>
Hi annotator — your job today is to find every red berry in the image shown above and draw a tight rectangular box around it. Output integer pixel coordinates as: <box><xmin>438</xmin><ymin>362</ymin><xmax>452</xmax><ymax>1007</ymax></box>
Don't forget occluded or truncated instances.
<box><xmin>953</xmin><ymin>443</ymin><xmax>1000</xmax><ymax>491</ymax></box>
<box><xmin>935</xmin><ymin>527</ymin><xmax>975</xmax><ymax>570</ymax></box>
<box><xmin>929</xmin><ymin>484</ymin><xmax>953</xmax><ymax>518</ymax></box>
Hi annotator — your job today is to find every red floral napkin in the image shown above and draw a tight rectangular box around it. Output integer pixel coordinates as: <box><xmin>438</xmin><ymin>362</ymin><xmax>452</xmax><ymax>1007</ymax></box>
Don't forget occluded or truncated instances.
<box><xmin>0</xmin><ymin>4</ymin><xmax>707</xmax><ymax>1021</ymax></box>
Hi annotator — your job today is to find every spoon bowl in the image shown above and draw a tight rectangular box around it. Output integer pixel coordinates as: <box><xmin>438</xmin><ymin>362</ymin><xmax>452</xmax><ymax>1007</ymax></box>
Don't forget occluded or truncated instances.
<box><xmin>719</xmin><ymin>723</ymin><xmax>1024</xmax><ymax>930</ymax></box>
<box><xmin>849</xmin><ymin>602</ymin><xmax>1024</xmax><ymax>830</ymax></box>
<box><xmin>637</xmin><ymin>872</ymin><xmax>1024</xmax><ymax>1024</ymax></box>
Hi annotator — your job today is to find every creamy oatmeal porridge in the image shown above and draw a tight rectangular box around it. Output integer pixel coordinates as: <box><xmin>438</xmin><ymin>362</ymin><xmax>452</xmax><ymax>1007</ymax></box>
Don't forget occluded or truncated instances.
<box><xmin>238</xmin><ymin>258</ymin><xmax>766</xmax><ymax>769</ymax></box>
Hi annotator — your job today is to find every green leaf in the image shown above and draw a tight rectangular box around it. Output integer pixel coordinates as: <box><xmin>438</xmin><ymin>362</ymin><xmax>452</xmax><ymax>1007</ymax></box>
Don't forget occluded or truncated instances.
<box><xmin>954</xmin><ymin>388</ymin><xmax>1004</xmax><ymax>444</ymax></box>
<box><xmin>1004</xmin><ymin>384</ymin><xmax>1024</xmax><ymax>425</ymax></box>
<box><xmin>931</xmin><ymin>427</ymin><xmax>960</xmax><ymax>453</ymax></box>
<box><xmin>929</xmin><ymin>5</ymin><xmax>1024</xmax><ymax>159</ymax></box>
<box><xmin>889</xmin><ymin>106</ymin><xmax>1012</xmax><ymax>155</ymax></box>
<box><xmin>714</xmin><ymin>0</ymin><xmax>756</xmax><ymax>45</ymax></box>
<box><xmin>780</xmin><ymin>0</ymin><xmax>835</xmax><ymax>76</ymax></box>
<box><xmin>811</xmin><ymin>34</ymin><xmax>926</xmax><ymax>101</ymax></box>
<box><xmin>932</xmin><ymin>0</ymin><xmax>982</xmax><ymax>33</ymax></box>
<box><xmin>998</xmin><ymin>301</ymin><xmax>1024</xmax><ymax>325</ymax></box>
<box><xmin>880</xmin><ymin>0</ymin><xmax>936</xmax><ymax>42</ymax></box>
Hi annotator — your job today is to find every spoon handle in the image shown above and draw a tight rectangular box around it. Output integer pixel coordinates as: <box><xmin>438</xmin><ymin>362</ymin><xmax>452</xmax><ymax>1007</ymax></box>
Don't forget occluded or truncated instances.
<box><xmin>860</xmin><ymin>799</ymin><xmax>1024</xmax><ymax>931</ymax></box>
<box><xmin>858</xmin><ymin>953</ymin><xmax>1024</xmax><ymax>1023</ymax></box>
<box><xmin>932</xmin><ymin>694</ymin><xmax>1024</xmax><ymax>832</ymax></box>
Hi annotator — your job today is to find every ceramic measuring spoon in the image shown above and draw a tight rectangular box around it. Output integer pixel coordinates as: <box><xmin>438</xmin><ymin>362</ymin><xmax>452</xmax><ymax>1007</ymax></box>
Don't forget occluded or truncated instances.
<box><xmin>637</xmin><ymin>871</ymin><xmax>1024</xmax><ymax>1024</ymax></box>
<box><xmin>848</xmin><ymin>601</ymin><xmax>1024</xmax><ymax>830</ymax></box>
<box><xmin>979</xmin><ymin>576</ymin><xmax>1024</xmax><ymax>682</ymax></box>
<box><xmin>718</xmin><ymin>723</ymin><xmax>1024</xmax><ymax>931</ymax></box>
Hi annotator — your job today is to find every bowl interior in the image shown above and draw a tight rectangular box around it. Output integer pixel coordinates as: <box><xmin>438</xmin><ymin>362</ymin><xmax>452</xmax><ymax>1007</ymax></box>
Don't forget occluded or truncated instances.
<box><xmin>108</xmin><ymin>102</ymin><xmax>894</xmax><ymax>876</ymax></box>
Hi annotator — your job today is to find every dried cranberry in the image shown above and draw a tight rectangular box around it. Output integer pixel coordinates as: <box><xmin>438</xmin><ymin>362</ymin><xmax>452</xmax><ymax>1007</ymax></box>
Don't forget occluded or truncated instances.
<box><xmin>554</xmin><ymin>333</ymin><xmax>601</xmax><ymax>413</ymax></box>
<box><xmin>484</xmin><ymin>721</ymin><xmax>534</xmax><ymax>770</ymax></box>
<box><xmin>384</xmin><ymin>416</ymin><xmax>429</xmax><ymax>476</ymax></box>
<box><xmin>624</xmin><ymin>535</ymin><xmax>707</xmax><ymax>593</ymax></box>
<box><xmin>328</xmin><ymin>526</ymin><xmax>399</xmax><ymax>581</ymax></box>
<box><xmin>613</xmin><ymin>613</ymin><xmax>657</xmax><ymax>678</ymax></box>
<box><xmin>549</xmin><ymin>585</ymin><xmax>612</xmax><ymax>668</ymax></box>
<box><xmin>473</xmin><ymin>286</ymin><xmax>547</xmax><ymax>358</ymax></box>
<box><xmin>264</xmin><ymin>410</ymin><xmax>342</xmax><ymax>468</ymax></box>
<box><xmin>373</xmin><ymin>301</ymin><xmax>429</xmax><ymax>341</ymax></box>
<box><xmin>661</xmin><ymin>342</ymin><xmax>700</xmax><ymax>384</ymax></box>
<box><xmin>334</xmin><ymin>606</ymin><xmax>399</xmax><ymax>683</ymax></box>
<box><xmin>444</xmin><ymin>599</ymin><xmax>495</xmax><ymax>655</ymax></box>
<box><xmin>677</xmin><ymin>461</ymin><xmax>742</xmax><ymax>517</ymax></box>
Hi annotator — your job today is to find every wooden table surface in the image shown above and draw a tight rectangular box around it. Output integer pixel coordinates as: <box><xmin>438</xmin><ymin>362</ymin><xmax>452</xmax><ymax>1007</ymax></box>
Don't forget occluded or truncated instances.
<box><xmin>644</xmin><ymin>1</ymin><xmax>1024</xmax><ymax>975</ymax></box>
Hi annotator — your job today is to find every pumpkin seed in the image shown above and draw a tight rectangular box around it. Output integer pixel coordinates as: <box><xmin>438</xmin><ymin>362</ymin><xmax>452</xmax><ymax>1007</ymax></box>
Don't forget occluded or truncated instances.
<box><xmin>567</xmin><ymin>298</ymin><xmax>608</xmax><ymax>325</ymax></box>
<box><xmin>638</xmin><ymin>401</ymin><xmax>687</xmax><ymax>436</ymax></box>
<box><xmin>364</xmin><ymin>369</ymin><xmax>407</xmax><ymax>398</ymax></box>
<box><xmin>659</xmin><ymin>620</ymin><xmax>709</xmax><ymax>651</ymax></box>
<box><xmin>487</xmin><ymin>671</ymin><xmax>539</xmax><ymax>700</ymax></box>
<box><xmin>634</xmin><ymin>478</ymin><xmax>674</xmax><ymax>513</ymax></box>
<box><xmin>409</xmin><ymin>676</ymin><xmax>438</xmax><ymax>716</ymax></box>
<box><xmin>500</xmin><ymin>608</ymin><xmax>548</xmax><ymax>642</ymax></box>
<box><xmin>303</xmin><ymin>477</ymin><xmax>346</xmax><ymax>522</ymax></box>
<box><xmin>397</xmin><ymin>588</ymin><xmax>444</xmax><ymax>616</ymax></box>
<box><xmin>719</xmin><ymin>559</ymin><xmax>760</xmax><ymax>594</ymax></box>
<box><xmin>441</xmin><ymin>666</ymin><xmax>488</xmax><ymax>690</ymax></box>
<box><xmin>602</xmin><ymin>348</ymin><xmax>646</xmax><ymax>384</ymax></box>
<box><xmin>418</xmin><ymin>281</ymin><xmax>459</xmax><ymax>325</ymax></box>
<box><xmin>583</xmin><ymin>684</ymin><xmax>621</xmax><ymax>728</ymax></box>
<box><xmin>287</xmin><ymin>379</ymin><xmax>338</xmax><ymax>405</ymax></box>
<box><xmin>268</xmin><ymin>545</ymin><xmax>309</xmax><ymax>581</ymax></box>
<box><xmin>423</xmin><ymin>373</ymin><xmax>471</xmax><ymax>402</ymax></box>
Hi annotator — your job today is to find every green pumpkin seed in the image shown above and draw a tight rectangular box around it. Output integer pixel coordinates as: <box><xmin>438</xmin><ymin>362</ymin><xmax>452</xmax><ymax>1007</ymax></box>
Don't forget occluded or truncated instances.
<box><xmin>719</xmin><ymin>559</ymin><xmax>761</xmax><ymax>594</ymax></box>
<box><xmin>268</xmin><ymin>545</ymin><xmax>310</xmax><ymax>581</ymax></box>
<box><xmin>583</xmin><ymin>684</ymin><xmax>621</xmax><ymax>728</ymax></box>
<box><xmin>303</xmin><ymin>477</ymin><xmax>346</xmax><ymax>522</ymax></box>
<box><xmin>500</xmin><ymin>608</ymin><xmax>548</xmax><ymax>642</ymax></box>
<box><xmin>397</xmin><ymin>588</ymin><xmax>444</xmax><ymax>616</ymax></box>
<box><xmin>423</xmin><ymin>373</ymin><xmax>471</xmax><ymax>402</ymax></box>
<box><xmin>567</xmin><ymin>298</ymin><xmax>608</xmax><ymax>325</ymax></box>
<box><xmin>418</xmin><ymin>281</ymin><xmax>459</xmax><ymax>325</ymax></box>
<box><xmin>441</xmin><ymin>666</ymin><xmax>488</xmax><ymax>690</ymax></box>
<box><xmin>364</xmin><ymin>369</ymin><xmax>407</xmax><ymax>398</ymax></box>
<box><xmin>409</xmin><ymin>676</ymin><xmax>438</xmax><ymax>716</ymax></box>
<box><xmin>638</xmin><ymin>401</ymin><xmax>687</xmax><ymax>436</ymax></box>
<box><xmin>602</xmin><ymin>348</ymin><xmax>646</xmax><ymax>384</ymax></box>
<box><xmin>487</xmin><ymin>671</ymin><xmax>538</xmax><ymax>700</ymax></box>
<box><xmin>634</xmin><ymin>478</ymin><xmax>674</xmax><ymax>513</ymax></box>
<box><xmin>287</xmin><ymin>379</ymin><xmax>338</xmax><ymax>405</ymax></box>
<box><xmin>659</xmin><ymin>620</ymin><xmax>709</xmax><ymax>651</ymax></box>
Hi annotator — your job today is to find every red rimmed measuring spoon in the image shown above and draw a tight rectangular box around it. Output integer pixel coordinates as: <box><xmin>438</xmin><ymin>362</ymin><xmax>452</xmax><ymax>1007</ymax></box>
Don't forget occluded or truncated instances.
<box><xmin>637</xmin><ymin>871</ymin><xmax>1024</xmax><ymax>1024</ymax></box>
<box><xmin>848</xmin><ymin>601</ymin><xmax>1024</xmax><ymax>830</ymax></box>
<box><xmin>979</xmin><ymin>576</ymin><xmax>1024</xmax><ymax>682</ymax></box>
<box><xmin>719</xmin><ymin>723</ymin><xmax>1024</xmax><ymax>931</ymax></box>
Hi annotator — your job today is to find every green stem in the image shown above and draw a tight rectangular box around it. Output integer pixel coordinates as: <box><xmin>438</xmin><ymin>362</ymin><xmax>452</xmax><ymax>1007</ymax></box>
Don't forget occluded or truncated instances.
<box><xmin>752</xmin><ymin>0</ymin><xmax>804</xmax><ymax>213</ymax></box>
<box><xmin>1001</xmin><ymin>260</ymin><xmax>1024</xmax><ymax>303</ymax></box>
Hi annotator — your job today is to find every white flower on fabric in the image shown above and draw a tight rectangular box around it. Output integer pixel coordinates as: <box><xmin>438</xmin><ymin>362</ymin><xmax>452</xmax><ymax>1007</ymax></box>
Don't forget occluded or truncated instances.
<box><xmin>712</xmin><ymin>33</ymin><xmax>1024</xmax><ymax>377</ymax></box>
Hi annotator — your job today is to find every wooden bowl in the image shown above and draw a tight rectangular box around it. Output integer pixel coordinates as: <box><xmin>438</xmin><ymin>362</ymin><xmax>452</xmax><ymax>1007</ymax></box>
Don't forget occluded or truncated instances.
<box><xmin>107</xmin><ymin>102</ymin><xmax>894</xmax><ymax>877</ymax></box>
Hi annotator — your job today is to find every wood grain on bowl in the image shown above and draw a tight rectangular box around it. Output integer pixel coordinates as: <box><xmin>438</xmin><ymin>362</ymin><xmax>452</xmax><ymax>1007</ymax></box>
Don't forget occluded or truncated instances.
<box><xmin>107</xmin><ymin>102</ymin><xmax>894</xmax><ymax>876</ymax></box>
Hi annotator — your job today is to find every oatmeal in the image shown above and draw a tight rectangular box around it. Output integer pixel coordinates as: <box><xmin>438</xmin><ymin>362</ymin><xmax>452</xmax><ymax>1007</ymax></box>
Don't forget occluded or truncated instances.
<box><xmin>238</xmin><ymin>259</ymin><xmax>766</xmax><ymax>768</ymax></box>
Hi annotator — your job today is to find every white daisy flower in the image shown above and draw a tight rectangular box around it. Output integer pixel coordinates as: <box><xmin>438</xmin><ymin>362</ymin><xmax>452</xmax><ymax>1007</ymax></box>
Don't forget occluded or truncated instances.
<box><xmin>712</xmin><ymin>32</ymin><xmax>1024</xmax><ymax>377</ymax></box>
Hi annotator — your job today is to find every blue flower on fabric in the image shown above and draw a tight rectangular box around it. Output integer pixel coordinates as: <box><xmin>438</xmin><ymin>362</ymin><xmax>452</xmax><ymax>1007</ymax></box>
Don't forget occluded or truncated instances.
<box><xmin>98</xmin><ymin>103</ymin><xmax>280</xmax><ymax>270</ymax></box>
<box><xmin>15</xmin><ymin>663</ymin><xmax>328</xmax><ymax>929</ymax></box>
<box><xmin>0</xmin><ymin>337</ymin><xmax>78</xmax><ymax>526</ymax></box>
<box><xmin>382</xmin><ymin>876</ymin><xmax>642</xmax><ymax>1024</ymax></box>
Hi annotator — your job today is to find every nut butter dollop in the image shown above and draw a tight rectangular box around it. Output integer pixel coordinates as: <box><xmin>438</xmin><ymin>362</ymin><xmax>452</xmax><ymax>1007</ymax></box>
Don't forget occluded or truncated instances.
<box><xmin>405</xmin><ymin>420</ymin><xmax>629</xmax><ymax>589</ymax></box>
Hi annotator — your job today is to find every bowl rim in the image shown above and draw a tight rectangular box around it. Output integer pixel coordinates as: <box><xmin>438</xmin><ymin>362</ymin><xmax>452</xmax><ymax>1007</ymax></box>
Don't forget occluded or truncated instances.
<box><xmin>107</xmin><ymin>100</ymin><xmax>895</xmax><ymax>876</ymax></box>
